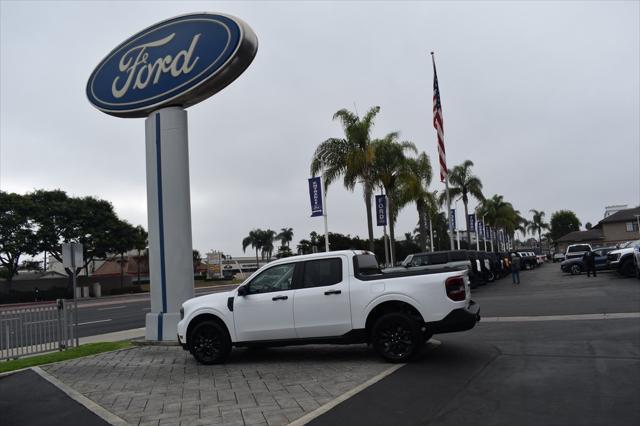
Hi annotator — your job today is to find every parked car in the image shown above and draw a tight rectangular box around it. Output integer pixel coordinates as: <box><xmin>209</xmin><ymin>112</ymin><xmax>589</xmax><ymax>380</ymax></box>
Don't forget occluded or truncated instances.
<box><xmin>553</xmin><ymin>252</ymin><xmax>566</xmax><ymax>263</ymax></box>
<box><xmin>514</xmin><ymin>251</ymin><xmax>537</xmax><ymax>270</ymax></box>
<box><xmin>177</xmin><ymin>250</ymin><xmax>480</xmax><ymax>364</ymax></box>
<box><xmin>560</xmin><ymin>247</ymin><xmax>615</xmax><ymax>275</ymax></box>
<box><xmin>388</xmin><ymin>250</ymin><xmax>485</xmax><ymax>288</ymax></box>
<box><xmin>565</xmin><ymin>244</ymin><xmax>592</xmax><ymax>260</ymax></box>
<box><xmin>536</xmin><ymin>254</ymin><xmax>546</xmax><ymax>265</ymax></box>
<box><xmin>607</xmin><ymin>240</ymin><xmax>640</xmax><ymax>277</ymax></box>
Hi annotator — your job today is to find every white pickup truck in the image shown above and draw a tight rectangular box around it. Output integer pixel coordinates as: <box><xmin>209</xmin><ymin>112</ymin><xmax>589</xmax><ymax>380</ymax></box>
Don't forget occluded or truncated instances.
<box><xmin>177</xmin><ymin>250</ymin><xmax>480</xmax><ymax>364</ymax></box>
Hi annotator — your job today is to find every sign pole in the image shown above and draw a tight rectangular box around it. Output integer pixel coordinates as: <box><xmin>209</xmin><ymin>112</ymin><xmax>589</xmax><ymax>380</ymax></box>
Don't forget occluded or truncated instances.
<box><xmin>475</xmin><ymin>212</ymin><xmax>480</xmax><ymax>251</ymax></box>
<box><xmin>322</xmin><ymin>180</ymin><xmax>330</xmax><ymax>252</ymax></box>
<box><xmin>70</xmin><ymin>245</ymin><xmax>79</xmax><ymax>348</ymax></box>
<box><xmin>483</xmin><ymin>216</ymin><xmax>487</xmax><ymax>252</ymax></box>
<box><xmin>429</xmin><ymin>216</ymin><xmax>434</xmax><ymax>252</ymax></box>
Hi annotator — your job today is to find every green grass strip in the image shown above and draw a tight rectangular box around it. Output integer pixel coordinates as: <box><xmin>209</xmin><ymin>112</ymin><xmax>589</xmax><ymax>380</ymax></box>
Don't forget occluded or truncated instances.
<box><xmin>0</xmin><ymin>341</ymin><xmax>133</xmax><ymax>374</ymax></box>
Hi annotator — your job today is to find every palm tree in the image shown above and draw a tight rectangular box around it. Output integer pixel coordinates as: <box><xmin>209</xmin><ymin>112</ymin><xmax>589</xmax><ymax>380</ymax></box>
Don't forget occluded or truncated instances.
<box><xmin>370</xmin><ymin>134</ymin><xmax>417</xmax><ymax>263</ymax></box>
<box><xmin>277</xmin><ymin>228</ymin><xmax>294</xmax><ymax>248</ymax></box>
<box><xmin>311</xmin><ymin>106</ymin><xmax>381</xmax><ymax>251</ymax></box>
<box><xmin>527</xmin><ymin>209</ymin><xmax>549</xmax><ymax>247</ymax></box>
<box><xmin>478</xmin><ymin>195</ymin><xmax>518</xmax><ymax>251</ymax></box>
<box><xmin>242</xmin><ymin>229</ymin><xmax>262</xmax><ymax>267</ymax></box>
<box><xmin>398</xmin><ymin>152</ymin><xmax>435</xmax><ymax>252</ymax></box>
<box><xmin>259</xmin><ymin>229</ymin><xmax>276</xmax><ymax>261</ymax></box>
<box><xmin>439</xmin><ymin>160</ymin><xmax>484</xmax><ymax>245</ymax></box>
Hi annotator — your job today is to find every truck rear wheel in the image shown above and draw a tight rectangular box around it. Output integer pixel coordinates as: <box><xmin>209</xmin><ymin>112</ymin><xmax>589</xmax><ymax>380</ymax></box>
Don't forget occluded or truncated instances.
<box><xmin>620</xmin><ymin>260</ymin><xmax>635</xmax><ymax>277</ymax></box>
<box><xmin>371</xmin><ymin>312</ymin><xmax>422</xmax><ymax>363</ymax></box>
<box><xmin>189</xmin><ymin>320</ymin><xmax>231</xmax><ymax>365</ymax></box>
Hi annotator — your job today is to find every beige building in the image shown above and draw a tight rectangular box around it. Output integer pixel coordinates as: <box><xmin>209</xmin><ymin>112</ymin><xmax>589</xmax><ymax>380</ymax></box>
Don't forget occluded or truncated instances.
<box><xmin>594</xmin><ymin>206</ymin><xmax>640</xmax><ymax>246</ymax></box>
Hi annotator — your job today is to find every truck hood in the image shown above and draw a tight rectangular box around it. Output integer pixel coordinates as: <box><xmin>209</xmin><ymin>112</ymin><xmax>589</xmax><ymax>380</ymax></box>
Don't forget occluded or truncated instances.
<box><xmin>608</xmin><ymin>247</ymin><xmax>634</xmax><ymax>256</ymax></box>
<box><xmin>183</xmin><ymin>288</ymin><xmax>236</xmax><ymax>312</ymax></box>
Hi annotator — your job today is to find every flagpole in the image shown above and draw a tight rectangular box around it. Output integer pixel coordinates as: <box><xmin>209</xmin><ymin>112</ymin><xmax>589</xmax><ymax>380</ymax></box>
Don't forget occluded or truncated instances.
<box><xmin>432</xmin><ymin>52</ymin><xmax>455</xmax><ymax>251</ymax></box>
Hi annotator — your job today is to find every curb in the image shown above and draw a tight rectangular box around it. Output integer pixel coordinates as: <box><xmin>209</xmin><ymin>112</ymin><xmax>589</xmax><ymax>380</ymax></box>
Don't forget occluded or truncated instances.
<box><xmin>32</xmin><ymin>366</ymin><xmax>129</xmax><ymax>426</ymax></box>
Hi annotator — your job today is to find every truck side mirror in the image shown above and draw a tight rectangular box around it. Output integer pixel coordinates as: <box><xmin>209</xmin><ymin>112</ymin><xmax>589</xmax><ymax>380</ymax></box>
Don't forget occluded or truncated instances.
<box><xmin>237</xmin><ymin>285</ymin><xmax>248</xmax><ymax>297</ymax></box>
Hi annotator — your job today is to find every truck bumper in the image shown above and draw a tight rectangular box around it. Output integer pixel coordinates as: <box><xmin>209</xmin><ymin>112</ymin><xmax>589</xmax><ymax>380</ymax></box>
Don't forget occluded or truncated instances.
<box><xmin>428</xmin><ymin>300</ymin><xmax>480</xmax><ymax>334</ymax></box>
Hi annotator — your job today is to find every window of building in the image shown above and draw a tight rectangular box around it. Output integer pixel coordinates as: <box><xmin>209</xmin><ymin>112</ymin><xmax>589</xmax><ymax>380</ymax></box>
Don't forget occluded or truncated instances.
<box><xmin>625</xmin><ymin>222</ymin><xmax>639</xmax><ymax>232</ymax></box>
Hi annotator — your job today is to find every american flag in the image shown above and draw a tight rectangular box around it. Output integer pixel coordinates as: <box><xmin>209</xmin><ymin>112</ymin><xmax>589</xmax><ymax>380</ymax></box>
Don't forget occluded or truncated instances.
<box><xmin>431</xmin><ymin>54</ymin><xmax>447</xmax><ymax>182</ymax></box>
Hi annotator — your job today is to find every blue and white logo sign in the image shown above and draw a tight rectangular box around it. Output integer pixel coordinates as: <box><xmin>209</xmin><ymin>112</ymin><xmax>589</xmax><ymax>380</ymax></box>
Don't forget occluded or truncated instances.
<box><xmin>308</xmin><ymin>177</ymin><xmax>323</xmax><ymax>217</ymax></box>
<box><xmin>450</xmin><ymin>209</ymin><xmax>456</xmax><ymax>231</ymax></box>
<box><xmin>477</xmin><ymin>219</ymin><xmax>484</xmax><ymax>237</ymax></box>
<box><xmin>87</xmin><ymin>13</ymin><xmax>258</xmax><ymax>118</ymax></box>
<box><xmin>375</xmin><ymin>195</ymin><xmax>387</xmax><ymax>226</ymax></box>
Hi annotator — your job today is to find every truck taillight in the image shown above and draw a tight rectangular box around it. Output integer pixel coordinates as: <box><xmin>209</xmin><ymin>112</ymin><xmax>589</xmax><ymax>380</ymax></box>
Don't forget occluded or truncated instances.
<box><xmin>445</xmin><ymin>276</ymin><xmax>466</xmax><ymax>301</ymax></box>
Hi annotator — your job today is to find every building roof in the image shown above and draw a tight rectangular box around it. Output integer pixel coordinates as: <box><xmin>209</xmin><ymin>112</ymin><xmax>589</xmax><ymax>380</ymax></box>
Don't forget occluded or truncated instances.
<box><xmin>599</xmin><ymin>206</ymin><xmax>640</xmax><ymax>224</ymax></box>
<box><xmin>556</xmin><ymin>229</ymin><xmax>603</xmax><ymax>243</ymax></box>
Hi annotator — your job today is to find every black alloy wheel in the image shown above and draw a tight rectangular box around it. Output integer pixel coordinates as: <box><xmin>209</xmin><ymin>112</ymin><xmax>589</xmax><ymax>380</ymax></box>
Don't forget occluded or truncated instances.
<box><xmin>189</xmin><ymin>321</ymin><xmax>231</xmax><ymax>365</ymax></box>
<box><xmin>372</xmin><ymin>312</ymin><xmax>422</xmax><ymax>363</ymax></box>
<box><xmin>570</xmin><ymin>264</ymin><xmax>582</xmax><ymax>275</ymax></box>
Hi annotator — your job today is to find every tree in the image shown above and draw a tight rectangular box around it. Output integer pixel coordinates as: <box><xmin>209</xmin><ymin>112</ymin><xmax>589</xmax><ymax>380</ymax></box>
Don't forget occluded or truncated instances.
<box><xmin>0</xmin><ymin>191</ymin><xmax>39</xmax><ymax>285</ymax></box>
<box><xmin>527</xmin><ymin>209</ymin><xmax>550</xmax><ymax>247</ymax></box>
<box><xmin>550</xmin><ymin>210</ymin><xmax>581</xmax><ymax>241</ymax></box>
<box><xmin>400</xmin><ymin>152</ymin><xmax>435</xmax><ymax>252</ymax></box>
<box><xmin>30</xmin><ymin>190</ymin><xmax>130</xmax><ymax>279</ymax></box>
<box><xmin>585</xmin><ymin>222</ymin><xmax>593</xmax><ymax>230</ymax></box>
<box><xmin>110</xmin><ymin>219</ymin><xmax>138</xmax><ymax>288</ymax></box>
<box><xmin>311</xmin><ymin>106</ymin><xmax>381</xmax><ymax>251</ymax></box>
<box><xmin>193</xmin><ymin>250</ymin><xmax>202</xmax><ymax>272</ymax></box>
<box><xmin>478</xmin><ymin>195</ymin><xmax>520</xmax><ymax>251</ymax></box>
<box><xmin>439</xmin><ymin>160</ymin><xmax>484</xmax><ymax>245</ymax></box>
<box><xmin>370</xmin><ymin>134</ymin><xmax>417</xmax><ymax>264</ymax></box>
<box><xmin>242</xmin><ymin>229</ymin><xmax>263</xmax><ymax>267</ymax></box>
<box><xmin>276</xmin><ymin>228</ymin><xmax>294</xmax><ymax>248</ymax></box>
<box><xmin>260</xmin><ymin>229</ymin><xmax>276</xmax><ymax>261</ymax></box>
<box><xmin>132</xmin><ymin>225</ymin><xmax>148</xmax><ymax>284</ymax></box>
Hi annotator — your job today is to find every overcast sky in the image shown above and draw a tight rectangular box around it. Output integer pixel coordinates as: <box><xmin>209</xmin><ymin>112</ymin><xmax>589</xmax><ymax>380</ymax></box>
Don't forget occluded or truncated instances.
<box><xmin>1</xmin><ymin>1</ymin><xmax>639</xmax><ymax>257</ymax></box>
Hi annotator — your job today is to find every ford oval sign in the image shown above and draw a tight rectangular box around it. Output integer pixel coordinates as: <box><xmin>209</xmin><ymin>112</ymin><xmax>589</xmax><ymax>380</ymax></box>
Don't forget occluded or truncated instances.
<box><xmin>87</xmin><ymin>13</ymin><xmax>258</xmax><ymax>118</ymax></box>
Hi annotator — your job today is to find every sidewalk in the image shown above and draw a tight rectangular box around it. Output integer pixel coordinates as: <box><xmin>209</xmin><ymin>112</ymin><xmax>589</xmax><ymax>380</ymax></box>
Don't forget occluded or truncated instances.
<box><xmin>37</xmin><ymin>343</ymin><xmax>406</xmax><ymax>426</ymax></box>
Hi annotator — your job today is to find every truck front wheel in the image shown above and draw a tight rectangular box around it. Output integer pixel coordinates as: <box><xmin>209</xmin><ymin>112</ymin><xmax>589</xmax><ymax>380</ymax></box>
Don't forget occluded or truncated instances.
<box><xmin>371</xmin><ymin>312</ymin><xmax>423</xmax><ymax>363</ymax></box>
<box><xmin>189</xmin><ymin>320</ymin><xmax>231</xmax><ymax>365</ymax></box>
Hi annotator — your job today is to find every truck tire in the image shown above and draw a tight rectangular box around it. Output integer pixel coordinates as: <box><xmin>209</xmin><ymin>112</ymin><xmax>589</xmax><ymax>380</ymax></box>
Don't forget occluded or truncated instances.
<box><xmin>620</xmin><ymin>259</ymin><xmax>635</xmax><ymax>278</ymax></box>
<box><xmin>189</xmin><ymin>320</ymin><xmax>231</xmax><ymax>365</ymax></box>
<box><xmin>371</xmin><ymin>312</ymin><xmax>423</xmax><ymax>363</ymax></box>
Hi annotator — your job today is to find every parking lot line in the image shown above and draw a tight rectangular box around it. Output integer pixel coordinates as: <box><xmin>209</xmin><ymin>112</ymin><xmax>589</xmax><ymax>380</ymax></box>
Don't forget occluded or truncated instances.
<box><xmin>482</xmin><ymin>312</ymin><xmax>640</xmax><ymax>322</ymax></box>
<box><xmin>77</xmin><ymin>319</ymin><xmax>112</xmax><ymax>326</ymax></box>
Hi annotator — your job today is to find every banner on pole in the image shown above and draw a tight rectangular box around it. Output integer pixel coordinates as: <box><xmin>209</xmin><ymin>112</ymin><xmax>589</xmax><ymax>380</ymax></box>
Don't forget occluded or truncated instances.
<box><xmin>308</xmin><ymin>177</ymin><xmax>323</xmax><ymax>217</ymax></box>
<box><xmin>450</xmin><ymin>209</ymin><xmax>456</xmax><ymax>231</ymax></box>
<box><xmin>485</xmin><ymin>224</ymin><xmax>491</xmax><ymax>239</ymax></box>
<box><xmin>375</xmin><ymin>195</ymin><xmax>387</xmax><ymax>226</ymax></box>
<box><xmin>468</xmin><ymin>214</ymin><xmax>476</xmax><ymax>232</ymax></box>
<box><xmin>477</xmin><ymin>219</ymin><xmax>484</xmax><ymax>237</ymax></box>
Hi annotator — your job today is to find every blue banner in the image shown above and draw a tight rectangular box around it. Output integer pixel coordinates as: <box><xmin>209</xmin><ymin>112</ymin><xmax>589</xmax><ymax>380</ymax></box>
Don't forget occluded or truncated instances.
<box><xmin>485</xmin><ymin>224</ymin><xmax>491</xmax><ymax>239</ymax></box>
<box><xmin>468</xmin><ymin>214</ymin><xmax>476</xmax><ymax>233</ymax></box>
<box><xmin>375</xmin><ymin>195</ymin><xmax>387</xmax><ymax>226</ymax></box>
<box><xmin>450</xmin><ymin>209</ymin><xmax>456</xmax><ymax>231</ymax></box>
<box><xmin>308</xmin><ymin>177</ymin><xmax>323</xmax><ymax>217</ymax></box>
<box><xmin>477</xmin><ymin>219</ymin><xmax>484</xmax><ymax>238</ymax></box>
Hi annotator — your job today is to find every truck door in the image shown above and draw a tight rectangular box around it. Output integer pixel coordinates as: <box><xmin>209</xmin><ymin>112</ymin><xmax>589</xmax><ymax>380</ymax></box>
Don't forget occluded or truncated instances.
<box><xmin>293</xmin><ymin>256</ymin><xmax>352</xmax><ymax>338</ymax></box>
<box><xmin>233</xmin><ymin>262</ymin><xmax>297</xmax><ymax>342</ymax></box>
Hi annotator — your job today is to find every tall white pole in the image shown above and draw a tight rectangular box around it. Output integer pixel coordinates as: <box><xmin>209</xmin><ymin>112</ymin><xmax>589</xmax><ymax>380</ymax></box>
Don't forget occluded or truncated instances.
<box><xmin>145</xmin><ymin>107</ymin><xmax>194</xmax><ymax>342</ymax></box>
<box><xmin>322</xmin><ymin>180</ymin><xmax>330</xmax><ymax>252</ymax></box>
<box><xmin>429</xmin><ymin>216</ymin><xmax>434</xmax><ymax>252</ymax></box>
<box><xmin>483</xmin><ymin>215</ymin><xmax>487</xmax><ymax>252</ymax></box>
<box><xmin>475</xmin><ymin>211</ymin><xmax>480</xmax><ymax>251</ymax></box>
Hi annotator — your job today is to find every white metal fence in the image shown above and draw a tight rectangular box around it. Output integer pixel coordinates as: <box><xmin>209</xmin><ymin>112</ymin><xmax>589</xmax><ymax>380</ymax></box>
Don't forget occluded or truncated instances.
<box><xmin>0</xmin><ymin>299</ymin><xmax>76</xmax><ymax>361</ymax></box>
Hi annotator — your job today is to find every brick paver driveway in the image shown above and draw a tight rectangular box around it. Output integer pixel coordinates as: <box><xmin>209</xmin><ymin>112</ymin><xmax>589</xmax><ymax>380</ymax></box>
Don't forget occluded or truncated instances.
<box><xmin>43</xmin><ymin>344</ymin><xmax>393</xmax><ymax>426</ymax></box>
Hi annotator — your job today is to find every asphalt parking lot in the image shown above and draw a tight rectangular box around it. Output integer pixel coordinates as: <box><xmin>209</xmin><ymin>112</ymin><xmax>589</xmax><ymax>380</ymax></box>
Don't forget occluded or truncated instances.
<box><xmin>5</xmin><ymin>263</ymin><xmax>639</xmax><ymax>426</ymax></box>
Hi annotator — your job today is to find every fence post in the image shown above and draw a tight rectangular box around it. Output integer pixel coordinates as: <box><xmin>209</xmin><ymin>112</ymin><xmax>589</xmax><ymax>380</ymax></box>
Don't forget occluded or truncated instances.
<box><xmin>57</xmin><ymin>299</ymin><xmax>65</xmax><ymax>351</ymax></box>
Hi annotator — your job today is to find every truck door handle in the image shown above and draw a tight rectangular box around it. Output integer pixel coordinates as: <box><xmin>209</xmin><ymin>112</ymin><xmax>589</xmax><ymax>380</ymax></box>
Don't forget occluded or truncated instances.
<box><xmin>324</xmin><ymin>290</ymin><xmax>341</xmax><ymax>295</ymax></box>
<box><xmin>272</xmin><ymin>295</ymin><xmax>288</xmax><ymax>301</ymax></box>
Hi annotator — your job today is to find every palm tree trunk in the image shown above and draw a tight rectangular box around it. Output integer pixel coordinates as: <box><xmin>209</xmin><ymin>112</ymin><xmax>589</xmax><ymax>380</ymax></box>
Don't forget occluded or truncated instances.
<box><xmin>416</xmin><ymin>201</ymin><xmax>427</xmax><ymax>252</ymax></box>
<box><xmin>364</xmin><ymin>184</ymin><xmax>375</xmax><ymax>252</ymax></box>
<box><xmin>463</xmin><ymin>201</ymin><xmax>471</xmax><ymax>246</ymax></box>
